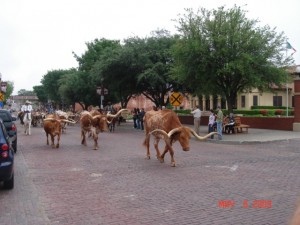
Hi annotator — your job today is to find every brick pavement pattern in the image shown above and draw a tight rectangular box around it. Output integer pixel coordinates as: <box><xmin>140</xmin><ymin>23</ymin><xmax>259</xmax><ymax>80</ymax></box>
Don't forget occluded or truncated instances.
<box><xmin>1</xmin><ymin>121</ymin><xmax>300</xmax><ymax>225</ymax></box>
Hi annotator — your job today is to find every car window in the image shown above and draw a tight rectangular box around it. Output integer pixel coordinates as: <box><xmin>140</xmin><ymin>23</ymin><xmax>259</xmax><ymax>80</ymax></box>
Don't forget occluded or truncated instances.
<box><xmin>0</xmin><ymin>124</ymin><xmax>7</xmax><ymax>143</ymax></box>
<box><xmin>0</xmin><ymin>112</ymin><xmax>10</xmax><ymax>122</ymax></box>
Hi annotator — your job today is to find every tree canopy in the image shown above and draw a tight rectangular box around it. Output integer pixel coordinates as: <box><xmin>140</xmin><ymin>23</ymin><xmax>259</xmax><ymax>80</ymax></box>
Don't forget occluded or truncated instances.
<box><xmin>172</xmin><ymin>5</ymin><xmax>293</xmax><ymax>112</ymax></box>
<box><xmin>14</xmin><ymin>5</ymin><xmax>295</xmax><ymax>113</ymax></box>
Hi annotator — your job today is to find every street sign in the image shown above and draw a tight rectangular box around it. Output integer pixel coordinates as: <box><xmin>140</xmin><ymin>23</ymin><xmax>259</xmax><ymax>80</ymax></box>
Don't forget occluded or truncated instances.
<box><xmin>169</xmin><ymin>92</ymin><xmax>183</xmax><ymax>106</ymax></box>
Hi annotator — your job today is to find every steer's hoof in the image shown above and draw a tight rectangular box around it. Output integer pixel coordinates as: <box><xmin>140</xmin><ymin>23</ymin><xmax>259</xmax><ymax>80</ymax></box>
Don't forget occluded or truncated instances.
<box><xmin>145</xmin><ymin>156</ymin><xmax>150</xmax><ymax>160</ymax></box>
<box><xmin>171</xmin><ymin>162</ymin><xmax>176</xmax><ymax>167</ymax></box>
<box><xmin>158</xmin><ymin>157</ymin><xmax>164</xmax><ymax>163</ymax></box>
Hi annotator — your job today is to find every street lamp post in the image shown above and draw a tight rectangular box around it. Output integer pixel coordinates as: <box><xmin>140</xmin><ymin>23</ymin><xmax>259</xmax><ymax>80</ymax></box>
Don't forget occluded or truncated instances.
<box><xmin>96</xmin><ymin>86</ymin><xmax>104</xmax><ymax>109</ymax></box>
<box><xmin>296</xmin><ymin>66</ymin><xmax>300</xmax><ymax>77</ymax></box>
<box><xmin>293</xmin><ymin>66</ymin><xmax>300</xmax><ymax>131</ymax></box>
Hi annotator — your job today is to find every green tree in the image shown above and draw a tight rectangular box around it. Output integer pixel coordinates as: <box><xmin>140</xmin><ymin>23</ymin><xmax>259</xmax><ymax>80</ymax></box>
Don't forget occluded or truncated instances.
<box><xmin>4</xmin><ymin>81</ymin><xmax>14</xmax><ymax>103</ymax></box>
<box><xmin>33</xmin><ymin>85</ymin><xmax>48</xmax><ymax>103</ymax></box>
<box><xmin>94</xmin><ymin>44</ymin><xmax>139</xmax><ymax>108</ymax></box>
<box><xmin>58</xmin><ymin>70</ymin><xmax>98</xmax><ymax>110</ymax></box>
<box><xmin>41</xmin><ymin>70</ymin><xmax>63</xmax><ymax>103</ymax></box>
<box><xmin>173</xmin><ymin>5</ymin><xmax>292</xmax><ymax>112</ymax></box>
<box><xmin>127</xmin><ymin>30</ymin><xmax>180</xmax><ymax>107</ymax></box>
<box><xmin>73</xmin><ymin>38</ymin><xmax>122</xmax><ymax>108</ymax></box>
<box><xmin>17</xmin><ymin>89</ymin><xmax>35</xmax><ymax>96</ymax></box>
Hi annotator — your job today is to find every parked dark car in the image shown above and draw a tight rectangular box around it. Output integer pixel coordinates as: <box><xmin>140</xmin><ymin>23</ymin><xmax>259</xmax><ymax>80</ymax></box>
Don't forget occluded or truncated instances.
<box><xmin>0</xmin><ymin>109</ymin><xmax>17</xmax><ymax>153</ymax></box>
<box><xmin>0</xmin><ymin>118</ymin><xmax>14</xmax><ymax>189</ymax></box>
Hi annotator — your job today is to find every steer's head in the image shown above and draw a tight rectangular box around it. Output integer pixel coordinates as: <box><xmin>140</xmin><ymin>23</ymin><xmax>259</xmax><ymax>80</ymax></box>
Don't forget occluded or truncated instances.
<box><xmin>92</xmin><ymin>115</ymin><xmax>109</xmax><ymax>133</ymax></box>
<box><xmin>149</xmin><ymin>126</ymin><xmax>215</xmax><ymax>153</ymax></box>
<box><xmin>169</xmin><ymin>127</ymin><xmax>191</xmax><ymax>151</ymax></box>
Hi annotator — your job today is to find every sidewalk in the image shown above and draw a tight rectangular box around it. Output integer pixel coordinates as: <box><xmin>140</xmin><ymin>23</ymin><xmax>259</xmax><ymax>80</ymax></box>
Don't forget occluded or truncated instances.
<box><xmin>195</xmin><ymin>125</ymin><xmax>300</xmax><ymax>144</ymax></box>
<box><xmin>129</xmin><ymin>120</ymin><xmax>300</xmax><ymax>144</ymax></box>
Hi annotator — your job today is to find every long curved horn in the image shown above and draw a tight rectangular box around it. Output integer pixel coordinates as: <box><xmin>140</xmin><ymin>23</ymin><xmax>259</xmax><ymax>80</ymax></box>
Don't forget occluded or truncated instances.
<box><xmin>66</xmin><ymin>118</ymin><xmax>76</xmax><ymax>123</ymax></box>
<box><xmin>148</xmin><ymin>129</ymin><xmax>170</xmax><ymax>140</ymax></box>
<box><xmin>167</xmin><ymin>127</ymin><xmax>182</xmax><ymax>137</ymax></box>
<box><xmin>92</xmin><ymin>115</ymin><xmax>112</xmax><ymax>124</ymax></box>
<box><xmin>60</xmin><ymin>119</ymin><xmax>76</xmax><ymax>124</ymax></box>
<box><xmin>106</xmin><ymin>119</ymin><xmax>112</xmax><ymax>124</ymax></box>
<box><xmin>92</xmin><ymin>115</ymin><xmax>104</xmax><ymax>120</ymax></box>
<box><xmin>43</xmin><ymin>118</ymin><xmax>56</xmax><ymax>122</ymax></box>
<box><xmin>188</xmin><ymin>127</ymin><xmax>217</xmax><ymax>140</ymax></box>
<box><xmin>106</xmin><ymin>109</ymin><xmax>129</xmax><ymax>118</ymax></box>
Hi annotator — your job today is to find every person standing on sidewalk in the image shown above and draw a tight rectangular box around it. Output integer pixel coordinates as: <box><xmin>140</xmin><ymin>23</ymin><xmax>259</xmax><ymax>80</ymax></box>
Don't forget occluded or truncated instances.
<box><xmin>208</xmin><ymin>109</ymin><xmax>215</xmax><ymax>139</ymax></box>
<box><xmin>216</xmin><ymin>105</ymin><xmax>224</xmax><ymax>140</ymax></box>
<box><xmin>191</xmin><ymin>105</ymin><xmax>201</xmax><ymax>135</ymax></box>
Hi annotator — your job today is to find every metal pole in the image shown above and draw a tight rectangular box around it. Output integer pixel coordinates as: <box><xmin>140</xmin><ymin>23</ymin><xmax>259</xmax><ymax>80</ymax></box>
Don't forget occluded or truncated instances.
<box><xmin>286</xmin><ymin>48</ymin><xmax>288</xmax><ymax>117</ymax></box>
<box><xmin>286</xmin><ymin>78</ymin><xmax>288</xmax><ymax>117</ymax></box>
<box><xmin>100</xmin><ymin>95</ymin><xmax>102</xmax><ymax>109</ymax></box>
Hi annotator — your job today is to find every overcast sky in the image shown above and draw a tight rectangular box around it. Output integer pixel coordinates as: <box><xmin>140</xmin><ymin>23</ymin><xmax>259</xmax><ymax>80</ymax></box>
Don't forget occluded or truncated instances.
<box><xmin>1</xmin><ymin>0</ymin><xmax>299</xmax><ymax>95</ymax></box>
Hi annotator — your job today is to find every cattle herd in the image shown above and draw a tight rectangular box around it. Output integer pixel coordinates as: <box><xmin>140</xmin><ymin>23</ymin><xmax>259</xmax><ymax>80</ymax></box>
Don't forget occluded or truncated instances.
<box><xmin>17</xmin><ymin>108</ymin><xmax>216</xmax><ymax>167</ymax></box>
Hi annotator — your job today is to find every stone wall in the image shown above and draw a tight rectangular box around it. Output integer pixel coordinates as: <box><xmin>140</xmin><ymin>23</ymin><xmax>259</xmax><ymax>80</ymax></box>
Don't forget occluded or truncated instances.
<box><xmin>178</xmin><ymin>115</ymin><xmax>294</xmax><ymax>131</ymax></box>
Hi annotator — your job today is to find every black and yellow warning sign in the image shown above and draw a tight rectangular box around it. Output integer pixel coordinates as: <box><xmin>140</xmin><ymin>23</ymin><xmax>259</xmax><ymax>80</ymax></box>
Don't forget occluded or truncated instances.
<box><xmin>0</xmin><ymin>92</ymin><xmax>4</xmax><ymax>102</ymax></box>
<box><xmin>169</xmin><ymin>92</ymin><xmax>183</xmax><ymax>106</ymax></box>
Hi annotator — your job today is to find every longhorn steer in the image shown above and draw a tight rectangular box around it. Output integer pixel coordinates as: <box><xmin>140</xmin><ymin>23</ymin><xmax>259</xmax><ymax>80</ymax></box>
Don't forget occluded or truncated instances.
<box><xmin>55</xmin><ymin>110</ymin><xmax>76</xmax><ymax>133</ymax></box>
<box><xmin>43</xmin><ymin>114</ymin><xmax>75</xmax><ymax>148</ymax></box>
<box><xmin>143</xmin><ymin>109</ymin><xmax>217</xmax><ymax>167</ymax></box>
<box><xmin>80</xmin><ymin>109</ymin><xmax>129</xmax><ymax>150</ymax></box>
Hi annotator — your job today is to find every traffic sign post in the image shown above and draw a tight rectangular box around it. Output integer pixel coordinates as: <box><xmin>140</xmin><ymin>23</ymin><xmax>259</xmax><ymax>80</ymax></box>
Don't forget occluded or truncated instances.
<box><xmin>169</xmin><ymin>92</ymin><xmax>183</xmax><ymax>107</ymax></box>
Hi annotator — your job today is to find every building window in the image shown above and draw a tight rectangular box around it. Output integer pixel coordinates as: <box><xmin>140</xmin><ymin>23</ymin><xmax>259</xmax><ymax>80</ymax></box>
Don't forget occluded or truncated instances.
<box><xmin>273</xmin><ymin>96</ymin><xmax>282</xmax><ymax>107</ymax></box>
<box><xmin>241</xmin><ymin>95</ymin><xmax>245</xmax><ymax>108</ymax></box>
<box><xmin>213</xmin><ymin>95</ymin><xmax>218</xmax><ymax>109</ymax></box>
<box><xmin>205</xmin><ymin>96</ymin><xmax>210</xmax><ymax>111</ymax></box>
<box><xmin>253</xmin><ymin>95</ymin><xmax>258</xmax><ymax>106</ymax></box>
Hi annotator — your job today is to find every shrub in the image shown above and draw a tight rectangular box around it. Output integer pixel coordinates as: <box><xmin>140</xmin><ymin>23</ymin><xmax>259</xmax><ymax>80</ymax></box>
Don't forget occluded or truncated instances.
<box><xmin>173</xmin><ymin>109</ymin><xmax>191</xmax><ymax>115</ymax></box>
<box><xmin>251</xmin><ymin>106</ymin><xmax>289</xmax><ymax>110</ymax></box>
<box><xmin>259</xmin><ymin>109</ymin><xmax>268</xmax><ymax>116</ymax></box>
<box><xmin>275</xmin><ymin>109</ymin><xmax>283</xmax><ymax>115</ymax></box>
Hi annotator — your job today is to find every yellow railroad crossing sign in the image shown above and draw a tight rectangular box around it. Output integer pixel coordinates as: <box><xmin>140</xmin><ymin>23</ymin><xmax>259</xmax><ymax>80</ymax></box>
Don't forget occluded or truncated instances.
<box><xmin>169</xmin><ymin>92</ymin><xmax>183</xmax><ymax>106</ymax></box>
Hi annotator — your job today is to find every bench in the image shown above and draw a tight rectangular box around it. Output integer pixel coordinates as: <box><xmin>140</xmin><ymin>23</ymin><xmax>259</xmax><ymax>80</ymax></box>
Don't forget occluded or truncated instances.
<box><xmin>234</xmin><ymin>116</ymin><xmax>250</xmax><ymax>133</ymax></box>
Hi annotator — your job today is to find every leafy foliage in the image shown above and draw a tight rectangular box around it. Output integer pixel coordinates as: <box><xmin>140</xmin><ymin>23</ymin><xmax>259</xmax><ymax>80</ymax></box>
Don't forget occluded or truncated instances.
<box><xmin>172</xmin><ymin>5</ymin><xmax>293</xmax><ymax>112</ymax></box>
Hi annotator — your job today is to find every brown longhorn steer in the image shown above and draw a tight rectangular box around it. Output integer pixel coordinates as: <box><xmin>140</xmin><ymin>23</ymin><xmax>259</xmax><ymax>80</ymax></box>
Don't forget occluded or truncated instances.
<box><xmin>43</xmin><ymin>114</ymin><xmax>76</xmax><ymax>148</ymax></box>
<box><xmin>80</xmin><ymin>109</ymin><xmax>129</xmax><ymax>150</ymax></box>
<box><xmin>144</xmin><ymin>109</ymin><xmax>217</xmax><ymax>167</ymax></box>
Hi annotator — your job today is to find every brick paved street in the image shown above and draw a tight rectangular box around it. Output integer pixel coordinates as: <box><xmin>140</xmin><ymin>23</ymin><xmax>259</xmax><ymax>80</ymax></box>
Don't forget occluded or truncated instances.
<box><xmin>1</xmin><ymin>122</ymin><xmax>300</xmax><ymax>225</ymax></box>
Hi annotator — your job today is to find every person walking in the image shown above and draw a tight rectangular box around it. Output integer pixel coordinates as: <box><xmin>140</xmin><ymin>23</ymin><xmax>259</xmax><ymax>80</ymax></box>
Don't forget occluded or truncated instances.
<box><xmin>135</xmin><ymin>108</ymin><xmax>140</xmax><ymax>129</ymax></box>
<box><xmin>208</xmin><ymin>109</ymin><xmax>215</xmax><ymax>139</ymax></box>
<box><xmin>191</xmin><ymin>105</ymin><xmax>201</xmax><ymax>135</ymax></box>
<box><xmin>21</xmin><ymin>100</ymin><xmax>33</xmax><ymax>114</ymax></box>
<box><xmin>132</xmin><ymin>108</ymin><xmax>138</xmax><ymax>129</ymax></box>
<box><xmin>138</xmin><ymin>108</ymin><xmax>145</xmax><ymax>130</ymax></box>
<box><xmin>216</xmin><ymin>105</ymin><xmax>224</xmax><ymax>140</ymax></box>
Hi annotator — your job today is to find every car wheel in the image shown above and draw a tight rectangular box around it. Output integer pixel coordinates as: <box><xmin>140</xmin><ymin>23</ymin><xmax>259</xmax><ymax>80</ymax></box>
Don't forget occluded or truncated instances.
<box><xmin>13</xmin><ymin>139</ymin><xmax>17</xmax><ymax>153</ymax></box>
<box><xmin>3</xmin><ymin>174</ymin><xmax>14</xmax><ymax>190</ymax></box>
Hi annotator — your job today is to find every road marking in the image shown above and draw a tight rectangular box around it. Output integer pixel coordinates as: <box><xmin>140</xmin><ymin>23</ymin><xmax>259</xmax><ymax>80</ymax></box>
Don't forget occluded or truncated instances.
<box><xmin>205</xmin><ymin>163</ymin><xmax>238</xmax><ymax>172</ymax></box>
<box><xmin>90</xmin><ymin>173</ymin><xmax>102</xmax><ymax>177</ymax></box>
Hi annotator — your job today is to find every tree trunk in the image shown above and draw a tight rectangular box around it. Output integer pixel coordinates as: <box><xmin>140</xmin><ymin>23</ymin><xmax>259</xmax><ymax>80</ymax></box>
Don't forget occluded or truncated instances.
<box><xmin>226</xmin><ymin>93</ymin><xmax>237</xmax><ymax>114</ymax></box>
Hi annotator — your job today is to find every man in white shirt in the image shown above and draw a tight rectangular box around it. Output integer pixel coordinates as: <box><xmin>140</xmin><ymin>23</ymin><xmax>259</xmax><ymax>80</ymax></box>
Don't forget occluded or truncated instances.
<box><xmin>21</xmin><ymin>100</ymin><xmax>33</xmax><ymax>120</ymax></box>
<box><xmin>191</xmin><ymin>105</ymin><xmax>201</xmax><ymax>135</ymax></box>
